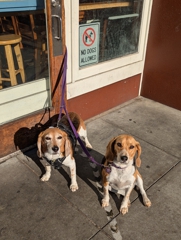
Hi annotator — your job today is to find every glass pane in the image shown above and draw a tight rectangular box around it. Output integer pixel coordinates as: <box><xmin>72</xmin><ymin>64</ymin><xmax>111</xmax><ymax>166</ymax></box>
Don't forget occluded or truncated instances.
<box><xmin>0</xmin><ymin>10</ymin><xmax>48</xmax><ymax>89</ymax></box>
<box><xmin>79</xmin><ymin>0</ymin><xmax>144</xmax><ymax>64</ymax></box>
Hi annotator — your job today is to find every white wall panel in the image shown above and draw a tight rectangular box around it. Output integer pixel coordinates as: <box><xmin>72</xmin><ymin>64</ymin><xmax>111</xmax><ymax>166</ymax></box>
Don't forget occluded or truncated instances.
<box><xmin>0</xmin><ymin>78</ymin><xmax>50</xmax><ymax>124</ymax></box>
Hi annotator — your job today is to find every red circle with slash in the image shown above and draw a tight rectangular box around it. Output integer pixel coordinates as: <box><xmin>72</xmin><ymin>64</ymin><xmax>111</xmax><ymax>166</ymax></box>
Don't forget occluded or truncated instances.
<box><xmin>82</xmin><ymin>27</ymin><xmax>96</xmax><ymax>47</ymax></box>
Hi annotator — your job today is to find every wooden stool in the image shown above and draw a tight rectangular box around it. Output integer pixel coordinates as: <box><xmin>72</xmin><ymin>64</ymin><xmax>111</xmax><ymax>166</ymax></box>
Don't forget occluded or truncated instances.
<box><xmin>0</xmin><ymin>34</ymin><xmax>25</xmax><ymax>89</ymax></box>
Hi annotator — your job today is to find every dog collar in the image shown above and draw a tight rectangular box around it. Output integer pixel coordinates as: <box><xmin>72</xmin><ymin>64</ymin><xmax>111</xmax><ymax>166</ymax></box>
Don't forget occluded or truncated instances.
<box><xmin>112</xmin><ymin>162</ymin><xmax>127</xmax><ymax>169</ymax></box>
<box><xmin>105</xmin><ymin>166</ymin><xmax>112</xmax><ymax>173</ymax></box>
<box><xmin>43</xmin><ymin>156</ymin><xmax>66</xmax><ymax>170</ymax></box>
<box><xmin>106</xmin><ymin>162</ymin><xmax>127</xmax><ymax>173</ymax></box>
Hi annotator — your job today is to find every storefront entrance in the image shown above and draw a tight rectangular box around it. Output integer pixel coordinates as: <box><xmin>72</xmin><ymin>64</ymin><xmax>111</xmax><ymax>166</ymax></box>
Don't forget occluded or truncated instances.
<box><xmin>0</xmin><ymin>0</ymin><xmax>153</xmax><ymax>158</ymax></box>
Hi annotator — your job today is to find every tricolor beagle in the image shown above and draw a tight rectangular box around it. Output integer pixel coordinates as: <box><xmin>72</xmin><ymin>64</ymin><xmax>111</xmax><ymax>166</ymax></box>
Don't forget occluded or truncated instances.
<box><xmin>37</xmin><ymin>112</ymin><xmax>92</xmax><ymax>192</ymax></box>
<box><xmin>101</xmin><ymin>134</ymin><xmax>151</xmax><ymax>215</ymax></box>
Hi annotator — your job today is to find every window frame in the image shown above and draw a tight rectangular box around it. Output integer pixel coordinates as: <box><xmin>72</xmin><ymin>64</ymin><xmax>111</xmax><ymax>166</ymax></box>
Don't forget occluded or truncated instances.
<box><xmin>0</xmin><ymin>1</ymin><xmax>51</xmax><ymax>125</ymax></box>
<box><xmin>65</xmin><ymin>0</ymin><xmax>153</xmax><ymax>99</ymax></box>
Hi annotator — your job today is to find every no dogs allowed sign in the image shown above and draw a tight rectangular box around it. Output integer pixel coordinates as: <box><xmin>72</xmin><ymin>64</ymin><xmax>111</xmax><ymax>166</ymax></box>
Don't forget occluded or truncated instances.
<box><xmin>79</xmin><ymin>23</ymin><xmax>100</xmax><ymax>67</ymax></box>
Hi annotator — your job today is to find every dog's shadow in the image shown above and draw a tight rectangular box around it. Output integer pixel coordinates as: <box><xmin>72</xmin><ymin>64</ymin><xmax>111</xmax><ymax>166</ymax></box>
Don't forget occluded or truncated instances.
<box><xmin>14</xmin><ymin>114</ymin><xmax>59</xmax><ymax>151</ymax></box>
<box><xmin>72</xmin><ymin>145</ymin><xmax>104</xmax><ymax>202</ymax></box>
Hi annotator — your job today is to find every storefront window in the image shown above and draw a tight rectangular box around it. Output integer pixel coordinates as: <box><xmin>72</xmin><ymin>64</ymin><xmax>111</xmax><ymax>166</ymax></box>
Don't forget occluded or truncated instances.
<box><xmin>79</xmin><ymin>0</ymin><xmax>143</xmax><ymax>64</ymax></box>
<box><xmin>0</xmin><ymin>1</ymin><xmax>51</xmax><ymax>125</ymax></box>
<box><xmin>0</xmin><ymin>10</ymin><xmax>48</xmax><ymax>89</ymax></box>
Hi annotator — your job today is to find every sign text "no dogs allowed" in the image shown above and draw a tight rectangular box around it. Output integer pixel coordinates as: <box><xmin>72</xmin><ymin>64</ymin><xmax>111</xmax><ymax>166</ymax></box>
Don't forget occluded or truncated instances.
<box><xmin>79</xmin><ymin>23</ymin><xmax>100</xmax><ymax>67</ymax></box>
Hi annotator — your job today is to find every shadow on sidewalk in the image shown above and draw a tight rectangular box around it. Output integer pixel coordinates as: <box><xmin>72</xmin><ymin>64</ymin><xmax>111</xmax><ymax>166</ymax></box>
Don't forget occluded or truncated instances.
<box><xmin>23</xmin><ymin>145</ymin><xmax>125</xmax><ymax>239</ymax></box>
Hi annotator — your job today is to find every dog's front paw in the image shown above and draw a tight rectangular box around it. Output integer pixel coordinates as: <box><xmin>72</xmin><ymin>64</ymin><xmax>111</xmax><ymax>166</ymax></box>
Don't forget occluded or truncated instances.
<box><xmin>41</xmin><ymin>174</ymin><xmax>50</xmax><ymax>182</ymax></box>
<box><xmin>143</xmin><ymin>197</ymin><xmax>151</xmax><ymax>207</ymax></box>
<box><xmin>102</xmin><ymin>199</ymin><xmax>109</xmax><ymax>208</ymax></box>
<box><xmin>86</xmin><ymin>143</ymin><xmax>92</xmax><ymax>150</ymax></box>
<box><xmin>70</xmin><ymin>183</ymin><xmax>78</xmax><ymax>192</ymax></box>
<box><xmin>120</xmin><ymin>206</ymin><xmax>128</xmax><ymax>215</ymax></box>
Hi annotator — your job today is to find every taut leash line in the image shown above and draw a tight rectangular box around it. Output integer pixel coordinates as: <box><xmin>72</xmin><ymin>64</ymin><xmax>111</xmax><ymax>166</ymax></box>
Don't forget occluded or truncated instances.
<box><xmin>57</xmin><ymin>49</ymin><xmax>125</xmax><ymax>172</ymax></box>
<box><xmin>57</xmin><ymin>48</ymin><xmax>104</xmax><ymax>168</ymax></box>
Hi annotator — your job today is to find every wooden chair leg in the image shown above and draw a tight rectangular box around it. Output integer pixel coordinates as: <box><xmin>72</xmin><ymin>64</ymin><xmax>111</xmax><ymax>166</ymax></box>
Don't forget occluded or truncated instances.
<box><xmin>14</xmin><ymin>43</ymin><xmax>25</xmax><ymax>83</ymax></box>
<box><xmin>5</xmin><ymin>44</ymin><xmax>17</xmax><ymax>86</ymax></box>
<box><xmin>41</xmin><ymin>42</ymin><xmax>46</xmax><ymax>65</ymax></box>
<box><xmin>35</xmin><ymin>38</ymin><xmax>42</xmax><ymax>79</ymax></box>
<box><xmin>11</xmin><ymin>16</ymin><xmax>23</xmax><ymax>49</ymax></box>
<box><xmin>101</xmin><ymin>19</ymin><xmax>108</xmax><ymax>59</ymax></box>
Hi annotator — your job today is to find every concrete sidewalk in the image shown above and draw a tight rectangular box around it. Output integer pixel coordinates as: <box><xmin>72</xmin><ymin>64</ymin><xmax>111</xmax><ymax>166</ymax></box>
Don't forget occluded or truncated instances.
<box><xmin>0</xmin><ymin>97</ymin><xmax>181</xmax><ymax>240</ymax></box>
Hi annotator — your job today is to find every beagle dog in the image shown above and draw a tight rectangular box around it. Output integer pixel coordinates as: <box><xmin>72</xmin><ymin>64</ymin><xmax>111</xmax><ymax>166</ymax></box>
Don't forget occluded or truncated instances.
<box><xmin>101</xmin><ymin>134</ymin><xmax>151</xmax><ymax>215</ymax></box>
<box><xmin>37</xmin><ymin>112</ymin><xmax>92</xmax><ymax>192</ymax></box>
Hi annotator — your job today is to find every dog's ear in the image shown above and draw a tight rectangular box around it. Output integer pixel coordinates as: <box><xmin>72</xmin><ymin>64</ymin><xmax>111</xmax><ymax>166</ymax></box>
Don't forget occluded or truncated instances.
<box><xmin>59</xmin><ymin>135</ymin><xmax>66</xmax><ymax>153</ymax></box>
<box><xmin>135</xmin><ymin>141</ymin><xmax>141</xmax><ymax>167</ymax></box>
<box><xmin>55</xmin><ymin>131</ymin><xmax>72</xmax><ymax>156</ymax></box>
<box><xmin>64</xmin><ymin>136</ymin><xmax>73</xmax><ymax>157</ymax></box>
<box><xmin>37</xmin><ymin>131</ymin><xmax>44</xmax><ymax>158</ymax></box>
<box><xmin>105</xmin><ymin>137</ymin><xmax>117</xmax><ymax>161</ymax></box>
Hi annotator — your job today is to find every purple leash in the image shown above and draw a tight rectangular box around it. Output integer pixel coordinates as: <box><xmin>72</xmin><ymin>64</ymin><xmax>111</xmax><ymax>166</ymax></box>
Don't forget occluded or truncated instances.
<box><xmin>57</xmin><ymin>49</ymin><xmax>106</xmax><ymax>169</ymax></box>
<box><xmin>58</xmin><ymin>49</ymin><xmax>67</xmax><ymax>122</ymax></box>
<box><xmin>57</xmin><ymin>49</ymin><xmax>125</xmax><ymax>173</ymax></box>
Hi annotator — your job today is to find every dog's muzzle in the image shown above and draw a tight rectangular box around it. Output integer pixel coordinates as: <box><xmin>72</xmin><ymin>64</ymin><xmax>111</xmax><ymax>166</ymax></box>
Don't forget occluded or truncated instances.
<box><xmin>120</xmin><ymin>155</ymin><xmax>128</xmax><ymax>162</ymax></box>
<box><xmin>52</xmin><ymin>146</ymin><xmax>59</xmax><ymax>153</ymax></box>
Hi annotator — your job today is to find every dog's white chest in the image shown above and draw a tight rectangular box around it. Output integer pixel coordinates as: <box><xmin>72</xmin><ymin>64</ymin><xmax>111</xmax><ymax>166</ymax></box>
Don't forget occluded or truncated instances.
<box><xmin>107</xmin><ymin>167</ymin><xmax>134</xmax><ymax>190</ymax></box>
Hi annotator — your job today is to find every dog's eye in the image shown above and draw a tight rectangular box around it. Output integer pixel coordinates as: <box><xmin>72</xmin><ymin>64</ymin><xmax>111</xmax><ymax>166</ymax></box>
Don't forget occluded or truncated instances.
<box><xmin>45</xmin><ymin>137</ymin><xmax>51</xmax><ymax>140</ymax></box>
<box><xmin>57</xmin><ymin>136</ymin><xmax>62</xmax><ymax>139</ymax></box>
<box><xmin>117</xmin><ymin>143</ymin><xmax>122</xmax><ymax>147</ymax></box>
<box><xmin>130</xmin><ymin>145</ymin><xmax>134</xmax><ymax>149</ymax></box>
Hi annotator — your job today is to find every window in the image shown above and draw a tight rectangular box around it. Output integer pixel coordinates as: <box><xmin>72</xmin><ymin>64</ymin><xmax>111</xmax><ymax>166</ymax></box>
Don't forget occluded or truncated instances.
<box><xmin>79</xmin><ymin>0</ymin><xmax>144</xmax><ymax>64</ymax></box>
<box><xmin>0</xmin><ymin>1</ymin><xmax>50</xmax><ymax>124</ymax></box>
<box><xmin>65</xmin><ymin>0</ymin><xmax>152</xmax><ymax>99</ymax></box>
<box><xmin>0</xmin><ymin>11</ymin><xmax>48</xmax><ymax>90</ymax></box>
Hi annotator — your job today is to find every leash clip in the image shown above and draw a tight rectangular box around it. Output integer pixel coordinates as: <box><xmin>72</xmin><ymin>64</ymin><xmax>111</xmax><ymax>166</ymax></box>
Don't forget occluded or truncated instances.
<box><xmin>53</xmin><ymin>157</ymin><xmax>66</xmax><ymax>169</ymax></box>
<box><xmin>105</xmin><ymin>164</ymin><xmax>112</xmax><ymax>173</ymax></box>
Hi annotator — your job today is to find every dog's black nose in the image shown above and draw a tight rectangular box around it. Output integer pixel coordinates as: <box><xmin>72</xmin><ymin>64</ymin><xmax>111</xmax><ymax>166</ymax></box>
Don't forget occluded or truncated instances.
<box><xmin>121</xmin><ymin>156</ymin><xmax>128</xmax><ymax>162</ymax></box>
<box><xmin>52</xmin><ymin>146</ymin><xmax>59</xmax><ymax>152</ymax></box>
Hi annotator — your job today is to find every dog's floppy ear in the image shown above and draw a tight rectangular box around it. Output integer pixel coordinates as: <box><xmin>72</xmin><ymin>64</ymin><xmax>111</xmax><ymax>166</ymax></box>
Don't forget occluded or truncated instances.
<box><xmin>105</xmin><ymin>137</ymin><xmax>117</xmax><ymax>161</ymax></box>
<box><xmin>135</xmin><ymin>141</ymin><xmax>141</xmax><ymax>167</ymax></box>
<box><xmin>64</xmin><ymin>136</ymin><xmax>73</xmax><ymax>157</ymax></box>
<box><xmin>37</xmin><ymin>131</ymin><xmax>44</xmax><ymax>158</ymax></box>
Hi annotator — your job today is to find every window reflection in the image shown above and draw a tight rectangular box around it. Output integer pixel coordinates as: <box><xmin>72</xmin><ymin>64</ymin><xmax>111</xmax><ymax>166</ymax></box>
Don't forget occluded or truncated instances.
<box><xmin>0</xmin><ymin>11</ymin><xmax>48</xmax><ymax>89</ymax></box>
<box><xmin>79</xmin><ymin>0</ymin><xmax>144</xmax><ymax>64</ymax></box>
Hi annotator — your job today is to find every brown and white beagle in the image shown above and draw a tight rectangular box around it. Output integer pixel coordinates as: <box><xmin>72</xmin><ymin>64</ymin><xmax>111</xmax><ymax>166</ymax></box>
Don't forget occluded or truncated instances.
<box><xmin>101</xmin><ymin>134</ymin><xmax>151</xmax><ymax>215</ymax></box>
<box><xmin>37</xmin><ymin>112</ymin><xmax>92</xmax><ymax>192</ymax></box>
